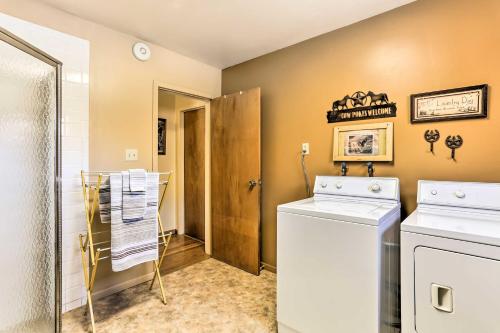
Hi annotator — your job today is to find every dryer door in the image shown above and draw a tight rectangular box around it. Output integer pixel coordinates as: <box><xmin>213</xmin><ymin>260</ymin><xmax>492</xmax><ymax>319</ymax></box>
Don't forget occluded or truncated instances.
<box><xmin>414</xmin><ymin>247</ymin><xmax>500</xmax><ymax>333</ymax></box>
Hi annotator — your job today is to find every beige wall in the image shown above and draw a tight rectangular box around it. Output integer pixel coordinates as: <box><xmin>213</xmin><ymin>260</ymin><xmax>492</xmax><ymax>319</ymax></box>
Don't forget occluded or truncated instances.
<box><xmin>0</xmin><ymin>0</ymin><xmax>220</xmax><ymax>169</ymax></box>
<box><xmin>222</xmin><ymin>0</ymin><xmax>500</xmax><ymax>267</ymax></box>
<box><xmin>0</xmin><ymin>0</ymin><xmax>220</xmax><ymax>296</ymax></box>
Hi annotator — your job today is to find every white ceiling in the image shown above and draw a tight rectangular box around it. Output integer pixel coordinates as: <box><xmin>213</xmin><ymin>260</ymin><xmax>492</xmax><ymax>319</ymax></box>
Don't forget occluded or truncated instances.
<box><xmin>41</xmin><ymin>0</ymin><xmax>415</xmax><ymax>69</ymax></box>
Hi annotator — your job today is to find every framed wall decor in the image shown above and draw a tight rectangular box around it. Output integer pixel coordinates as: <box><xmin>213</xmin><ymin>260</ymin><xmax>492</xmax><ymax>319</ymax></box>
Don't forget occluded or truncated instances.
<box><xmin>333</xmin><ymin>122</ymin><xmax>393</xmax><ymax>162</ymax></box>
<box><xmin>410</xmin><ymin>84</ymin><xmax>488</xmax><ymax>123</ymax></box>
<box><xmin>327</xmin><ymin>90</ymin><xmax>397</xmax><ymax>123</ymax></box>
<box><xmin>158</xmin><ymin>118</ymin><xmax>166</xmax><ymax>155</ymax></box>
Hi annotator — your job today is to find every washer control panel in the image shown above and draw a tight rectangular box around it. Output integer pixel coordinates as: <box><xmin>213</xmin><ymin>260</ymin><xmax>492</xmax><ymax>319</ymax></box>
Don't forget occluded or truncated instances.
<box><xmin>418</xmin><ymin>180</ymin><xmax>500</xmax><ymax>211</ymax></box>
<box><xmin>314</xmin><ymin>176</ymin><xmax>400</xmax><ymax>201</ymax></box>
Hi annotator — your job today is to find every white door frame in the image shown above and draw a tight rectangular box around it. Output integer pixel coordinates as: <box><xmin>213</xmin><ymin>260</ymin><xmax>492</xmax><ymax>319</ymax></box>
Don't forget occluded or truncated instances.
<box><xmin>152</xmin><ymin>81</ymin><xmax>213</xmax><ymax>254</ymax></box>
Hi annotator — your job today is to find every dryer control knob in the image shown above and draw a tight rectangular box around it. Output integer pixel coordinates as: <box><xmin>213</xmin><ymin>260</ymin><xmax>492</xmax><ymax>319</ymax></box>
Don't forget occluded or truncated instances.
<box><xmin>370</xmin><ymin>183</ymin><xmax>381</xmax><ymax>192</ymax></box>
<box><xmin>454</xmin><ymin>191</ymin><xmax>466</xmax><ymax>199</ymax></box>
<box><xmin>431</xmin><ymin>190</ymin><xmax>437</xmax><ymax>195</ymax></box>
<box><xmin>335</xmin><ymin>182</ymin><xmax>343</xmax><ymax>189</ymax></box>
<box><xmin>320</xmin><ymin>183</ymin><xmax>327</xmax><ymax>188</ymax></box>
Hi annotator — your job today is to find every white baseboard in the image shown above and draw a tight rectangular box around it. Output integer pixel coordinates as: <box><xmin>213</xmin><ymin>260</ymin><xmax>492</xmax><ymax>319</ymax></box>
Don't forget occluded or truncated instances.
<box><xmin>92</xmin><ymin>272</ymin><xmax>155</xmax><ymax>301</ymax></box>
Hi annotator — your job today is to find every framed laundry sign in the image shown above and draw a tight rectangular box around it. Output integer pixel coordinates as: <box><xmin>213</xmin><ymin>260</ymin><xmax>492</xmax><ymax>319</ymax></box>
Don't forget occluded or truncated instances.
<box><xmin>333</xmin><ymin>122</ymin><xmax>393</xmax><ymax>162</ymax></box>
<box><xmin>410</xmin><ymin>84</ymin><xmax>488</xmax><ymax>123</ymax></box>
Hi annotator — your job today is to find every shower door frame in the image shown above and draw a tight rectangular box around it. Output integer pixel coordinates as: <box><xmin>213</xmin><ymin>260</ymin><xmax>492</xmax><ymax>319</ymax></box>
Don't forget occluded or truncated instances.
<box><xmin>0</xmin><ymin>27</ymin><xmax>62</xmax><ymax>332</ymax></box>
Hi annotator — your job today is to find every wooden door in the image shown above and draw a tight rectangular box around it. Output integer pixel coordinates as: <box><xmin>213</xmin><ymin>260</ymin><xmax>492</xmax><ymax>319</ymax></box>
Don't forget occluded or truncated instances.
<box><xmin>184</xmin><ymin>108</ymin><xmax>205</xmax><ymax>241</ymax></box>
<box><xmin>211</xmin><ymin>88</ymin><xmax>261</xmax><ymax>275</ymax></box>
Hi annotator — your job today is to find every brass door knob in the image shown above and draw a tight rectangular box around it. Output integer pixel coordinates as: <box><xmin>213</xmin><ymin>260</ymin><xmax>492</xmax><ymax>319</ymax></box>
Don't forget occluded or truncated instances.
<box><xmin>248</xmin><ymin>179</ymin><xmax>257</xmax><ymax>190</ymax></box>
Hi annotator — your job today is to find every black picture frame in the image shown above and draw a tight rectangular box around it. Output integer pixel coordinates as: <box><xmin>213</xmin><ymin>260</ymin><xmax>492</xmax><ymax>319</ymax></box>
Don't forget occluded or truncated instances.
<box><xmin>410</xmin><ymin>84</ymin><xmax>488</xmax><ymax>123</ymax></box>
<box><xmin>158</xmin><ymin>118</ymin><xmax>166</xmax><ymax>155</ymax></box>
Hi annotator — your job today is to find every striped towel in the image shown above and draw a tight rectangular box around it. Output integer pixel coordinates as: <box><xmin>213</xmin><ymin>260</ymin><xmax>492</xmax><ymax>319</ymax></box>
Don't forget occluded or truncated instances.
<box><xmin>121</xmin><ymin>171</ymin><xmax>146</xmax><ymax>222</ymax></box>
<box><xmin>110</xmin><ymin>172</ymin><xmax>159</xmax><ymax>272</ymax></box>
<box><xmin>99</xmin><ymin>169</ymin><xmax>147</xmax><ymax>223</ymax></box>
<box><xmin>129</xmin><ymin>169</ymin><xmax>146</xmax><ymax>191</ymax></box>
<box><xmin>98</xmin><ymin>179</ymin><xmax>111</xmax><ymax>223</ymax></box>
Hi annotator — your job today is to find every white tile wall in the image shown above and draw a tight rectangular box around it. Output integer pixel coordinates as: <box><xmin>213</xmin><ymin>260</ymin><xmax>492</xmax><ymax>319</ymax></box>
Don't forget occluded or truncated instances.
<box><xmin>0</xmin><ymin>13</ymin><xmax>89</xmax><ymax>313</ymax></box>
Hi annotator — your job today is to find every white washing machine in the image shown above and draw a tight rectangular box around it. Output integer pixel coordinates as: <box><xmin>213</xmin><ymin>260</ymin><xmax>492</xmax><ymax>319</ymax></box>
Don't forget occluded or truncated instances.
<box><xmin>401</xmin><ymin>180</ymin><xmax>500</xmax><ymax>333</ymax></box>
<box><xmin>277</xmin><ymin>176</ymin><xmax>401</xmax><ymax>333</ymax></box>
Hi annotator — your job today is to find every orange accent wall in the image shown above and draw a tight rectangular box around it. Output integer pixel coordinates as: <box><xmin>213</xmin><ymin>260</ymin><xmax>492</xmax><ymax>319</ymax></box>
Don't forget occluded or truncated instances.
<box><xmin>222</xmin><ymin>0</ymin><xmax>500</xmax><ymax>267</ymax></box>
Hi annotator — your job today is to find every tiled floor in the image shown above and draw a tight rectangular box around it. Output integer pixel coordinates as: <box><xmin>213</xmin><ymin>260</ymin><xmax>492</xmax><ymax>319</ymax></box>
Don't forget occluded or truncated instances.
<box><xmin>63</xmin><ymin>259</ymin><xmax>277</xmax><ymax>333</ymax></box>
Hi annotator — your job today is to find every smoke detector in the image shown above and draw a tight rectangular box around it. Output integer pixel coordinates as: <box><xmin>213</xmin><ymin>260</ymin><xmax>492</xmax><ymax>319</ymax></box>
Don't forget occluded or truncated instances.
<box><xmin>132</xmin><ymin>42</ymin><xmax>151</xmax><ymax>61</ymax></box>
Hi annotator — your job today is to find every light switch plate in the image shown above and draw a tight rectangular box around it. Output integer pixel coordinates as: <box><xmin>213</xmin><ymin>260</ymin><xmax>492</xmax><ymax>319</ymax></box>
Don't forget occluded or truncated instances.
<box><xmin>125</xmin><ymin>149</ymin><xmax>138</xmax><ymax>161</ymax></box>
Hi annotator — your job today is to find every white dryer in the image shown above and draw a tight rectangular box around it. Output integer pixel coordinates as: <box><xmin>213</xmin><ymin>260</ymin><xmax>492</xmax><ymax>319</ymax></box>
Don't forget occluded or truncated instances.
<box><xmin>401</xmin><ymin>180</ymin><xmax>500</xmax><ymax>333</ymax></box>
<box><xmin>277</xmin><ymin>176</ymin><xmax>401</xmax><ymax>333</ymax></box>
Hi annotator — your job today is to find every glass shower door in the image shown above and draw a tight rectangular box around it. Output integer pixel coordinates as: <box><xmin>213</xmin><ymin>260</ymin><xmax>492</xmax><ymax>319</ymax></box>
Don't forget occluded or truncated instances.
<box><xmin>0</xmin><ymin>28</ymin><xmax>61</xmax><ymax>332</ymax></box>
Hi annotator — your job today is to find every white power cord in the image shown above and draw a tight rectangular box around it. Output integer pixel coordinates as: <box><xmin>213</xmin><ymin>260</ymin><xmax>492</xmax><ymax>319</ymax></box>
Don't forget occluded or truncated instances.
<box><xmin>301</xmin><ymin>150</ymin><xmax>312</xmax><ymax>197</ymax></box>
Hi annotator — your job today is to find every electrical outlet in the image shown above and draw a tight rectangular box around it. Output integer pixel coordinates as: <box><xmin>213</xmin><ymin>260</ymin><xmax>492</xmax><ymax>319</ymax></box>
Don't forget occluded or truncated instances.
<box><xmin>302</xmin><ymin>143</ymin><xmax>310</xmax><ymax>155</ymax></box>
<box><xmin>125</xmin><ymin>149</ymin><xmax>138</xmax><ymax>161</ymax></box>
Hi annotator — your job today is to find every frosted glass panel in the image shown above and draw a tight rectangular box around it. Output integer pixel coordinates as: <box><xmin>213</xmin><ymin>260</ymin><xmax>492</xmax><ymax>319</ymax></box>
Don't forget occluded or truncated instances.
<box><xmin>0</xmin><ymin>37</ymin><xmax>57</xmax><ymax>332</ymax></box>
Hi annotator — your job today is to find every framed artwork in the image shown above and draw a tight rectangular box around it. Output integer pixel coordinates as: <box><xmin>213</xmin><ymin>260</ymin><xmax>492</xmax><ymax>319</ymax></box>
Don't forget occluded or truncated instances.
<box><xmin>410</xmin><ymin>84</ymin><xmax>488</xmax><ymax>123</ymax></box>
<box><xmin>158</xmin><ymin>118</ymin><xmax>166</xmax><ymax>155</ymax></box>
<box><xmin>333</xmin><ymin>122</ymin><xmax>393</xmax><ymax>162</ymax></box>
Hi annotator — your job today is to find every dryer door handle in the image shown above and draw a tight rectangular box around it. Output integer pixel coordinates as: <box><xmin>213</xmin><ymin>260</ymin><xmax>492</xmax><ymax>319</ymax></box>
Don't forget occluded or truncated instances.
<box><xmin>431</xmin><ymin>283</ymin><xmax>453</xmax><ymax>313</ymax></box>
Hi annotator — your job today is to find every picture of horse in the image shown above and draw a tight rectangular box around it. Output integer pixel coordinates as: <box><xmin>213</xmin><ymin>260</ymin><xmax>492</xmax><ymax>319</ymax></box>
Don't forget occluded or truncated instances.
<box><xmin>344</xmin><ymin>130</ymin><xmax>379</xmax><ymax>156</ymax></box>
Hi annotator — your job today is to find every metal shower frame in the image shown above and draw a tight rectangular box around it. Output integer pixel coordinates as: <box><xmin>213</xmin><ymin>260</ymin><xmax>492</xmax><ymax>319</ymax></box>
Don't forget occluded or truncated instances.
<box><xmin>0</xmin><ymin>27</ymin><xmax>63</xmax><ymax>332</ymax></box>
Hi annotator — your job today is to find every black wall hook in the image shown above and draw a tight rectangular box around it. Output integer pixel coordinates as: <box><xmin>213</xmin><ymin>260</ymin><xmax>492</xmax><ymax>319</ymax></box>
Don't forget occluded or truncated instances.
<box><xmin>445</xmin><ymin>135</ymin><xmax>463</xmax><ymax>160</ymax></box>
<box><xmin>341</xmin><ymin>162</ymin><xmax>348</xmax><ymax>176</ymax></box>
<box><xmin>424</xmin><ymin>129</ymin><xmax>440</xmax><ymax>153</ymax></box>
<box><xmin>367</xmin><ymin>162</ymin><xmax>374</xmax><ymax>177</ymax></box>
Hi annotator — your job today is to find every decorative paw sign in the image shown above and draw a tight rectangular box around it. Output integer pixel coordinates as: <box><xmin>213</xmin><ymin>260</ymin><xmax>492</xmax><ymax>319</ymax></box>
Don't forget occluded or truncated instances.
<box><xmin>327</xmin><ymin>91</ymin><xmax>397</xmax><ymax>123</ymax></box>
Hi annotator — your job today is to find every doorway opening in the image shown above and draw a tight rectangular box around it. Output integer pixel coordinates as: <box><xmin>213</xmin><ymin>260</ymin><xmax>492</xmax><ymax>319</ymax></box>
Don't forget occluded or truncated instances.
<box><xmin>153</xmin><ymin>84</ymin><xmax>212</xmax><ymax>272</ymax></box>
<box><xmin>153</xmin><ymin>83</ymin><xmax>262</xmax><ymax>276</ymax></box>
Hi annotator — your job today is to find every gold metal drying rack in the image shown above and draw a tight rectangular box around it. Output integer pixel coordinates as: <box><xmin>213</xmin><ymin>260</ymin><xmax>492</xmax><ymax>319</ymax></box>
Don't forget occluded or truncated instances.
<box><xmin>79</xmin><ymin>170</ymin><xmax>173</xmax><ymax>333</ymax></box>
